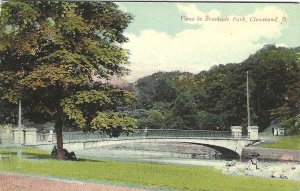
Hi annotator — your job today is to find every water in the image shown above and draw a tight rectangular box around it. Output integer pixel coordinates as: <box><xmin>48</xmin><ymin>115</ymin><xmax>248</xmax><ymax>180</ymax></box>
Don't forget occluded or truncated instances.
<box><xmin>73</xmin><ymin>141</ymin><xmax>300</xmax><ymax>180</ymax></box>
<box><xmin>76</xmin><ymin>142</ymin><xmax>225</xmax><ymax>161</ymax></box>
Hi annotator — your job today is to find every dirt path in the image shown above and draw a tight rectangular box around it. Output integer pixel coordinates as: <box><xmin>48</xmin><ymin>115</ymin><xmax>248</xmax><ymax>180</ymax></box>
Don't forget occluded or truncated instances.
<box><xmin>0</xmin><ymin>173</ymin><xmax>150</xmax><ymax>191</ymax></box>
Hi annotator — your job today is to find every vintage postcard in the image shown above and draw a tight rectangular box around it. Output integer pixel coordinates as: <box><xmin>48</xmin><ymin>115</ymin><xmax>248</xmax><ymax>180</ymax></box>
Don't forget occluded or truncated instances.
<box><xmin>0</xmin><ymin>1</ymin><xmax>299</xmax><ymax>191</ymax></box>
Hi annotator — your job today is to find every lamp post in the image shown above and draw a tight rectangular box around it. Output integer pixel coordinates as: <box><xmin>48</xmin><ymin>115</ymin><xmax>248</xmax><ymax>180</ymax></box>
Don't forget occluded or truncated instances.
<box><xmin>246</xmin><ymin>72</ymin><xmax>260</xmax><ymax>140</ymax></box>
<box><xmin>247</xmin><ymin>71</ymin><xmax>251</xmax><ymax>127</ymax></box>
<box><xmin>18</xmin><ymin>100</ymin><xmax>22</xmax><ymax>143</ymax></box>
<box><xmin>17</xmin><ymin>100</ymin><xmax>23</xmax><ymax>168</ymax></box>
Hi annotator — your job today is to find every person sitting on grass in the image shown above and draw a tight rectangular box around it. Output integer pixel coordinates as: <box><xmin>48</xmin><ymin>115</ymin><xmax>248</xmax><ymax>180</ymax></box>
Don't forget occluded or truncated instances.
<box><xmin>51</xmin><ymin>145</ymin><xmax>78</xmax><ymax>161</ymax></box>
<box><xmin>63</xmin><ymin>149</ymin><xmax>78</xmax><ymax>161</ymax></box>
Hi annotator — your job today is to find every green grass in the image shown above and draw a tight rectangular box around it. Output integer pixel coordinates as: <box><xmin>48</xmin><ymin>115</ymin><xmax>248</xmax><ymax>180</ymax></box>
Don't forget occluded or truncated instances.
<box><xmin>1</xmin><ymin>146</ymin><xmax>299</xmax><ymax>191</ymax></box>
<box><xmin>0</xmin><ymin>146</ymin><xmax>50</xmax><ymax>159</ymax></box>
<box><xmin>1</xmin><ymin>158</ymin><xmax>300</xmax><ymax>191</ymax></box>
<box><xmin>261</xmin><ymin>135</ymin><xmax>300</xmax><ymax>150</ymax></box>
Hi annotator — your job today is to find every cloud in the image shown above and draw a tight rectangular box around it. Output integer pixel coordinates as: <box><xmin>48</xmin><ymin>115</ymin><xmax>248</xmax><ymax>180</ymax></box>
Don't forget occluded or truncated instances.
<box><xmin>123</xmin><ymin>5</ymin><xmax>288</xmax><ymax>82</ymax></box>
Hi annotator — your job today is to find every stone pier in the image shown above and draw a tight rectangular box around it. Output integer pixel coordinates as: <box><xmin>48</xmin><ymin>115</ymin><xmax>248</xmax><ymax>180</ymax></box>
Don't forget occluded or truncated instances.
<box><xmin>248</xmin><ymin>126</ymin><xmax>259</xmax><ymax>140</ymax></box>
<box><xmin>25</xmin><ymin>128</ymin><xmax>37</xmax><ymax>145</ymax></box>
<box><xmin>12</xmin><ymin>128</ymin><xmax>37</xmax><ymax>145</ymax></box>
<box><xmin>12</xmin><ymin>128</ymin><xmax>25</xmax><ymax>144</ymax></box>
<box><xmin>231</xmin><ymin>126</ymin><xmax>242</xmax><ymax>138</ymax></box>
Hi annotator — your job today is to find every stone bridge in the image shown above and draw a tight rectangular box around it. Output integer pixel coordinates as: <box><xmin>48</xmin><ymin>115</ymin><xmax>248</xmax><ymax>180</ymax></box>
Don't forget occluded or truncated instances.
<box><xmin>1</xmin><ymin>126</ymin><xmax>260</xmax><ymax>157</ymax></box>
<box><xmin>31</xmin><ymin>126</ymin><xmax>259</xmax><ymax>157</ymax></box>
<box><xmin>61</xmin><ymin>137</ymin><xmax>255</xmax><ymax>157</ymax></box>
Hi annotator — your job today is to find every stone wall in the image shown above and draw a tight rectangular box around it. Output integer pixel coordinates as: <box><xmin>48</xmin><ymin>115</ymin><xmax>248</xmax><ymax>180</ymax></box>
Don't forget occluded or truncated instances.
<box><xmin>242</xmin><ymin>147</ymin><xmax>300</xmax><ymax>162</ymax></box>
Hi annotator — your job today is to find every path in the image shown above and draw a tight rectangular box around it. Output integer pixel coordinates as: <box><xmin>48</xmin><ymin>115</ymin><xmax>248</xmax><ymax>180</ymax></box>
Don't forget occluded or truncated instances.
<box><xmin>259</xmin><ymin>125</ymin><xmax>279</xmax><ymax>143</ymax></box>
<box><xmin>0</xmin><ymin>173</ymin><xmax>150</xmax><ymax>191</ymax></box>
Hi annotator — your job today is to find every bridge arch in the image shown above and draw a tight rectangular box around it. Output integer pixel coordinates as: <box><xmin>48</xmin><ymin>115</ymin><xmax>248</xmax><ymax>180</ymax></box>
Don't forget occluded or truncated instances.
<box><xmin>55</xmin><ymin>138</ymin><xmax>254</xmax><ymax>157</ymax></box>
<box><xmin>183</xmin><ymin>142</ymin><xmax>240</xmax><ymax>159</ymax></box>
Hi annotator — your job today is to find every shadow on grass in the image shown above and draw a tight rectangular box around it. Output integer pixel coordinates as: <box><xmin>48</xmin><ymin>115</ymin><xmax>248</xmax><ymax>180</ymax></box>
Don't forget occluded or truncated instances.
<box><xmin>1</xmin><ymin>148</ymin><xmax>106</xmax><ymax>163</ymax></box>
<box><xmin>0</xmin><ymin>151</ymin><xmax>51</xmax><ymax>160</ymax></box>
<box><xmin>77</xmin><ymin>158</ymin><xmax>105</xmax><ymax>162</ymax></box>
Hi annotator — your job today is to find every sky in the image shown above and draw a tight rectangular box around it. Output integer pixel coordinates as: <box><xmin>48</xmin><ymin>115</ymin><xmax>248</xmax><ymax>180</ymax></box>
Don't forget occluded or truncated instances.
<box><xmin>0</xmin><ymin>1</ymin><xmax>299</xmax><ymax>82</ymax></box>
<box><xmin>117</xmin><ymin>2</ymin><xmax>300</xmax><ymax>82</ymax></box>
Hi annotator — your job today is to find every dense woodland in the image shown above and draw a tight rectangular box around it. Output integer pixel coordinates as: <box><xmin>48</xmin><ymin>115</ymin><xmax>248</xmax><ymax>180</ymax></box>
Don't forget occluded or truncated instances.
<box><xmin>130</xmin><ymin>45</ymin><xmax>300</xmax><ymax>134</ymax></box>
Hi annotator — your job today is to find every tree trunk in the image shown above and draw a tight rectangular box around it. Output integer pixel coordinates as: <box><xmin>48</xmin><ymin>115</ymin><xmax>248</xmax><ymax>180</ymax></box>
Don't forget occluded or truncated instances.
<box><xmin>55</xmin><ymin>115</ymin><xmax>64</xmax><ymax>160</ymax></box>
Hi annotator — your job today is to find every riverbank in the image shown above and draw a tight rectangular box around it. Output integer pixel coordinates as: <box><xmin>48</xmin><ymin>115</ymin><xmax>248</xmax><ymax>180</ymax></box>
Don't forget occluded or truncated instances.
<box><xmin>242</xmin><ymin>147</ymin><xmax>300</xmax><ymax>162</ymax></box>
<box><xmin>242</xmin><ymin>135</ymin><xmax>300</xmax><ymax>162</ymax></box>
<box><xmin>260</xmin><ymin>135</ymin><xmax>300</xmax><ymax>150</ymax></box>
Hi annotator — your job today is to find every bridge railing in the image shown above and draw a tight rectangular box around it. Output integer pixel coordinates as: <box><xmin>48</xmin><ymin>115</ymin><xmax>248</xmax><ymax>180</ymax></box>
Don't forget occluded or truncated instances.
<box><xmin>129</xmin><ymin>129</ymin><xmax>249</xmax><ymax>139</ymax></box>
<box><xmin>232</xmin><ymin>131</ymin><xmax>250</xmax><ymax>139</ymax></box>
<box><xmin>37</xmin><ymin>133</ymin><xmax>50</xmax><ymax>143</ymax></box>
<box><xmin>36</xmin><ymin>129</ymin><xmax>249</xmax><ymax>144</ymax></box>
<box><xmin>37</xmin><ymin>131</ymin><xmax>109</xmax><ymax>144</ymax></box>
<box><xmin>62</xmin><ymin>131</ymin><xmax>106</xmax><ymax>143</ymax></box>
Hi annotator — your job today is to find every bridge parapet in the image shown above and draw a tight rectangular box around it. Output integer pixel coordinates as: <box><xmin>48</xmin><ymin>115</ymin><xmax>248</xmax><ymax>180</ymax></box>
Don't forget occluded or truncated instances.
<box><xmin>133</xmin><ymin>129</ymin><xmax>234</xmax><ymax>138</ymax></box>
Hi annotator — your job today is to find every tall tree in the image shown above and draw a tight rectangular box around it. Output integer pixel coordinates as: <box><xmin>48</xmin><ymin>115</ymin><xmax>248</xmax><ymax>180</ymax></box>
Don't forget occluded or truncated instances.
<box><xmin>0</xmin><ymin>1</ymin><xmax>136</xmax><ymax>159</ymax></box>
<box><xmin>172</xmin><ymin>92</ymin><xmax>198</xmax><ymax>129</ymax></box>
<box><xmin>271</xmin><ymin>47</ymin><xmax>300</xmax><ymax>134</ymax></box>
<box><xmin>243</xmin><ymin>45</ymin><xmax>299</xmax><ymax>129</ymax></box>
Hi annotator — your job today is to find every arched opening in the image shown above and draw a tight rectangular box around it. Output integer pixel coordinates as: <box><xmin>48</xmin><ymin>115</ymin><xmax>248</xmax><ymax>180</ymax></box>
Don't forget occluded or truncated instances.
<box><xmin>181</xmin><ymin>142</ymin><xmax>240</xmax><ymax>160</ymax></box>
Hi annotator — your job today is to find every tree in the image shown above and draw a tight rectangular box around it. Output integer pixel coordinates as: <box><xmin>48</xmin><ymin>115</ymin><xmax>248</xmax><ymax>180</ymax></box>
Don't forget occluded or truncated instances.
<box><xmin>138</xmin><ymin>110</ymin><xmax>165</xmax><ymax>129</ymax></box>
<box><xmin>193</xmin><ymin>64</ymin><xmax>250</xmax><ymax>130</ymax></box>
<box><xmin>134</xmin><ymin>71</ymin><xmax>190</xmax><ymax>109</ymax></box>
<box><xmin>243</xmin><ymin>45</ymin><xmax>299</xmax><ymax>129</ymax></box>
<box><xmin>0</xmin><ymin>2</ymin><xmax>136</xmax><ymax>159</ymax></box>
<box><xmin>172</xmin><ymin>92</ymin><xmax>198</xmax><ymax>129</ymax></box>
<box><xmin>192</xmin><ymin>45</ymin><xmax>299</xmax><ymax>131</ymax></box>
<box><xmin>271</xmin><ymin>47</ymin><xmax>300</xmax><ymax>134</ymax></box>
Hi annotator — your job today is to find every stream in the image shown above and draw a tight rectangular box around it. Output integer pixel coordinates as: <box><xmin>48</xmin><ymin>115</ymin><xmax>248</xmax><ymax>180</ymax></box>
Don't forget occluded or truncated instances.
<box><xmin>74</xmin><ymin>141</ymin><xmax>300</xmax><ymax>181</ymax></box>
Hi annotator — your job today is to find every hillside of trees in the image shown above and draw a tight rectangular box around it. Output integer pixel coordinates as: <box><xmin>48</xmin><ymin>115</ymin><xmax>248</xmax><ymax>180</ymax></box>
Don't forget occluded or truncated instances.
<box><xmin>1</xmin><ymin>44</ymin><xmax>299</xmax><ymax>135</ymax></box>
<box><xmin>131</xmin><ymin>45</ymin><xmax>300</xmax><ymax>134</ymax></box>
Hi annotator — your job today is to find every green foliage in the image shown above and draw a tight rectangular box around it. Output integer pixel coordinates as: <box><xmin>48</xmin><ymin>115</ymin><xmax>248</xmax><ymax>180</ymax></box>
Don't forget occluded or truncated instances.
<box><xmin>134</xmin><ymin>71</ymin><xmax>190</xmax><ymax>109</ymax></box>
<box><xmin>243</xmin><ymin>45</ymin><xmax>299</xmax><ymax>129</ymax></box>
<box><xmin>138</xmin><ymin>109</ymin><xmax>166</xmax><ymax>129</ymax></box>
<box><xmin>133</xmin><ymin>45</ymin><xmax>300</xmax><ymax>131</ymax></box>
<box><xmin>0</xmin><ymin>2</ymin><xmax>136</xmax><ymax>142</ymax></box>
<box><xmin>269</xmin><ymin>47</ymin><xmax>300</xmax><ymax>134</ymax></box>
<box><xmin>172</xmin><ymin>92</ymin><xmax>199</xmax><ymax>129</ymax></box>
<box><xmin>91</xmin><ymin>112</ymin><xmax>137</xmax><ymax>131</ymax></box>
<box><xmin>197</xmin><ymin>111</ymin><xmax>222</xmax><ymax>130</ymax></box>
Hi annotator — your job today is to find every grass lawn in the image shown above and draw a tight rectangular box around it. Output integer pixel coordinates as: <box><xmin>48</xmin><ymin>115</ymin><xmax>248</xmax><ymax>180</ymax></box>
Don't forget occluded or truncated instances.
<box><xmin>0</xmin><ymin>146</ymin><xmax>50</xmax><ymax>159</ymax></box>
<box><xmin>261</xmin><ymin>135</ymin><xmax>300</xmax><ymax>150</ymax></box>
<box><xmin>1</xmin><ymin>147</ymin><xmax>300</xmax><ymax>191</ymax></box>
